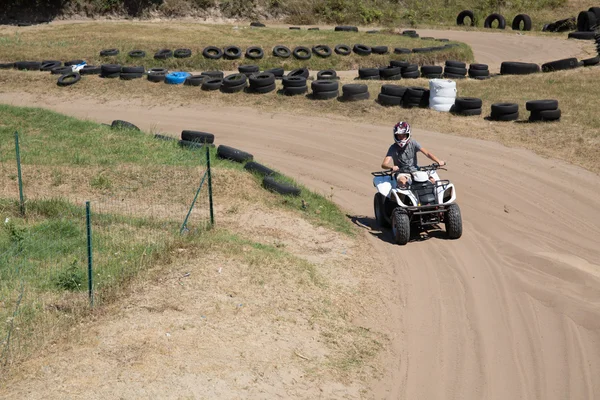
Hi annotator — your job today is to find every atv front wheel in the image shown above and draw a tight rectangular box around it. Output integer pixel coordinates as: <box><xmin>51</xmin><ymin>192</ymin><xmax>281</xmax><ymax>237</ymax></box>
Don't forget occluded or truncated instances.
<box><xmin>374</xmin><ymin>193</ymin><xmax>390</xmax><ymax>228</ymax></box>
<box><xmin>392</xmin><ymin>209</ymin><xmax>410</xmax><ymax>245</ymax></box>
<box><xmin>445</xmin><ymin>203</ymin><xmax>463</xmax><ymax>239</ymax></box>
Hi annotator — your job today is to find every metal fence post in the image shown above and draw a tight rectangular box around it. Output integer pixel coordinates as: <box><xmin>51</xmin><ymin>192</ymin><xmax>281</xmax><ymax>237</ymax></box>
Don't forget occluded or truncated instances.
<box><xmin>14</xmin><ymin>132</ymin><xmax>25</xmax><ymax>217</ymax></box>
<box><xmin>206</xmin><ymin>145</ymin><xmax>214</xmax><ymax>227</ymax></box>
<box><xmin>86</xmin><ymin>201</ymin><xmax>94</xmax><ymax>307</ymax></box>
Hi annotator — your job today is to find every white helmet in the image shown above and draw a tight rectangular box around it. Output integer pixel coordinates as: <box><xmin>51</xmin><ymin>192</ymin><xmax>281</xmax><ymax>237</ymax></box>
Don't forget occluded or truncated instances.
<box><xmin>393</xmin><ymin>121</ymin><xmax>411</xmax><ymax>148</ymax></box>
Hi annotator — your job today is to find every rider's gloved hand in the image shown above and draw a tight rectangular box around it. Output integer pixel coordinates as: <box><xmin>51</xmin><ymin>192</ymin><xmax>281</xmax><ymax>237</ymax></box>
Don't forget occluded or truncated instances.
<box><xmin>438</xmin><ymin>160</ymin><xmax>446</xmax><ymax>166</ymax></box>
<box><xmin>392</xmin><ymin>166</ymin><xmax>399</xmax><ymax>171</ymax></box>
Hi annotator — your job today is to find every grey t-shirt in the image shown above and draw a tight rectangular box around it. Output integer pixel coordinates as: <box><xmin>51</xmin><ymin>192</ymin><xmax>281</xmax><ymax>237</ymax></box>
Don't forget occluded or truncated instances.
<box><xmin>386</xmin><ymin>140</ymin><xmax>422</xmax><ymax>173</ymax></box>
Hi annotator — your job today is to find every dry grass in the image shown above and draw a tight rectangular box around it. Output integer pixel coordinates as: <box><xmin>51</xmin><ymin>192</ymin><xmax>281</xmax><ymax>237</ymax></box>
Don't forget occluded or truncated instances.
<box><xmin>0</xmin><ymin>21</ymin><xmax>473</xmax><ymax>70</ymax></box>
<box><xmin>2</xmin><ymin>63</ymin><xmax>599</xmax><ymax>173</ymax></box>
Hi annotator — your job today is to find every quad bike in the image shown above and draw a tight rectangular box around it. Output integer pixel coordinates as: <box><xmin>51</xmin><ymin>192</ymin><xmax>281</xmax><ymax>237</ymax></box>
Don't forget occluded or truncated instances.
<box><xmin>372</xmin><ymin>163</ymin><xmax>462</xmax><ymax>245</ymax></box>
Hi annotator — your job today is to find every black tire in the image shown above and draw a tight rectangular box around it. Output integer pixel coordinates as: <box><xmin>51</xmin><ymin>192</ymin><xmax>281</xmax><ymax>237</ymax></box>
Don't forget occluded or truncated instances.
<box><xmin>238</xmin><ymin>64</ymin><xmax>260</xmax><ymax>74</ymax></box>
<box><xmin>122</xmin><ymin>66</ymin><xmax>144</xmax><ymax>73</ymax></box>
<box><xmin>111</xmin><ymin>120</ymin><xmax>140</xmax><ymax>131</ymax></box>
<box><xmin>120</xmin><ymin>72</ymin><xmax>143</xmax><ymax>80</ymax></box>
<box><xmin>491</xmin><ymin>111</ymin><xmax>519</xmax><ymax>121</ymax></box>
<box><xmin>403</xmin><ymin>64</ymin><xmax>419</xmax><ymax>72</ymax></box>
<box><xmin>341</xmin><ymin>92</ymin><xmax>370</xmax><ymax>101</ymax></box>
<box><xmin>174</xmin><ymin>48</ymin><xmax>192</xmax><ymax>58</ymax></box>
<box><xmin>311</xmin><ymin>80</ymin><xmax>338</xmax><ymax>92</ymax></box>
<box><xmin>455</xmin><ymin>97</ymin><xmax>482</xmax><ymax>110</ymax></box>
<box><xmin>220</xmin><ymin>82</ymin><xmax>247</xmax><ymax>94</ymax></box>
<box><xmin>65</xmin><ymin>59</ymin><xmax>85</xmax><ymax>66</ymax></box>
<box><xmin>383</xmin><ymin>74</ymin><xmax>403</xmax><ymax>80</ymax></box>
<box><xmin>342</xmin><ymin>83</ymin><xmax>368</xmax><ymax>95</ymax></box>
<box><xmin>445</xmin><ymin>204</ymin><xmax>462</xmax><ymax>239</ymax></box>
<box><xmin>178</xmin><ymin>140</ymin><xmax>213</xmax><ymax>150</ymax></box>
<box><xmin>334</xmin><ymin>44</ymin><xmax>351</xmax><ymax>55</ymax></box>
<box><xmin>201</xmin><ymin>78</ymin><xmax>223</xmax><ymax>91</ymax></box>
<box><xmin>154</xmin><ymin>134</ymin><xmax>176</xmax><ymax>141</ymax></box>
<box><xmin>484</xmin><ymin>13</ymin><xmax>506</xmax><ymax>29</ymax></box>
<box><xmin>282</xmin><ymin>76</ymin><xmax>307</xmax><ymax>87</ymax></box>
<box><xmin>567</xmin><ymin>31</ymin><xmax>595</xmax><ymax>40</ymax></box>
<box><xmin>335</xmin><ymin>25</ymin><xmax>359</xmax><ymax>32</ymax></box>
<box><xmin>577</xmin><ymin>11</ymin><xmax>597</xmax><ymax>32</ymax></box>
<box><xmin>128</xmin><ymin>50</ymin><xmax>146</xmax><ymax>58</ymax></box>
<box><xmin>0</xmin><ymin>63</ymin><xmax>14</xmax><ymax>69</ymax></box>
<box><xmin>293</xmin><ymin>46</ymin><xmax>311</xmax><ymax>60</ymax></box>
<box><xmin>353</xmin><ymin>44</ymin><xmax>372</xmax><ymax>56</ymax></box>
<box><xmin>263</xmin><ymin>176</ymin><xmax>301</xmax><ymax>196</ymax></box>
<box><xmin>456</xmin><ymin>10</ymin><xmax>475</xmax><ymax>26</ymax></box>
<box><xmin>491</xmin><ymin>102</ymin><xmax>519</xmax><ymax>116</ymax></box>
<box><xmin>41</xmin><ymin>60</ymin><xmax>61</xmax><ymax>71</ymax></box>
<box><xmin>312</xmin><ymin>90</ymin><xmax>339</xmax><ymax>100</ymax></box>
<box><xmin>392</xmin><ymin>209</ymin><xmax>410</xmax><ymax>245</ymax></box>
<box><xmin>372</xmin><ymin>45</ymin><xmax>388</xmax><ymax>54</ymax></box>
<box><xmin>500</xmin><ymin>61</ymin><xmax>540</xmax><ymax>75</ymax></box>
<box><xmin>283</xmin><ymin>86</ymin><xmax>308</xmax><ymax>96</ymax></box>
<box><xmin>390</xmin><ymin>60</ymin><xmax>410</xmax><ymax>68</ymax></box>
<box><xmin>541</xmin><ymin>58</ymin><xmax>579</xmax><ymax>72</ymax></box>
<box><xmin>57</xmin><ymin>72</ymin><xmax>81</xmax><ymax>87</ymax></box>
<box><xmin>308</xmin><ymin>27</ymin><xmax>320</xmax><ymax>31</ymax></box>
<box><xmin>412</xmin><ymin>47</ymin><xmax>434</xmax><ymax>54</ymax></box>
<box><xmin>202</xmin><ymin>46</ymin><xmax>223</xmax><ymax>60</ymax></box>
<box><xmin>420</xmin><ymin>65</ymin><xmax>443</xmax><ymax>76</ymax></box>
<box><xmin>217</xmin><ymin>145</ymin><xmax>253</xmax><ymax>163</ymax></box>
<box><xmin>80</xmin><ymin>65</ymin><xmax>101</xmax><ymax>75</ymax></box>
<box><xmin>452</xmin><ymin>107</ymin><xmax>482</xmax><ymax>116</ymax></box>
<box><xmin>249</xmin><ymin>72</ymin><xmax>275</xmax><ymax>87</ymax></box>
<box><xmin>402</xmin><ymin>70</ymin><xmax>420</xmax><ymax>79</ymax></box>
<box><xmin>379</xmin><ymin>66</ymin><xmax>402</xmax><ymax>78</ymax></box>
<box><xmin>244</xmin><ymin>161</ymin><xmax>276</xmax><ymax>177</ymax></box>
<box><xmin>312</xmin><ymin>44</ymin><xmax>332</xmax><ymax>58</ymax></box>
<box><xmin>470</xmin><ymin>63</ymin><xmax>488</xmax><ymax>70</ymax></box>
<box><xmin>582</xmin><ymin>56</ymin><xmax>600</xmax><ymax>66</ymax></box>
<box><xmin>184</xmin><ymin>75</ymin><xmax>205</xmax><ymax>86</ymax></box>
<box><xmin>529</xmin><ymin>109</ymin><xmax>561</xmax><ymax>122</ymax></box>
<box><xmin>525</xmin><ymin>99</ymin><xmax>558</xmax><ymax>111</ymax></box>
<box><xmin>317</xmin><ymin>70</ymin><xmax>337</xmax><ymax>80</ymax></box>
<box><xmin>443</xmin><ymin>72</ymin><xmax>467</xmax><ymax>79</ymax></box>
<box><xmin>394</xmin><ymin>47</ymin><xmax>412</xmax><ymax>54</ymax></box>
<box><xmin>381</xmin><ymin>85</ymin><xmax>407</xmax><ymax>97</ymax></box>
<box><xmin>100</xmin><ymin>48</ymin><xmax>119</xmax><ymax>56</ymax></box>
<box><xmin>273</xmin><ymin>45</ymin><xmax>291</xmax><ymax>58</ymax></box>
<box><xmin>359</xmin><ymin>68</ymin><xmax>380</xmax><ymax>79</ymax></box>
<box><xmin>264</xmin><ymin>67</ymin><xmax>285</xmax><ymax>78</ymax></box>
<box><xmin>250</xmin><ymin>21</ymin><xmax>266</xmax><ymax>27</ymax></box>
<box><xmin>377</xmin><ymin>93</ymin><xmax>403</xmax><ymax>106</ymax></box>
<box><xmin>289</xmin><ymin>26</ymin><xmax>301</xmax><ymax>30</ymax></box>
<box><xmin>374</xmin><ymin>193</ymin><xmax>390</xmax><ymax>228</ymax></box>
<box><xmin>444</xmin><ymin>66</ymin><xmax>467</xmax><ymax>75</ymax></box>
<box><xmin>154</xmin><ymin>49</ymin><xmax>173</xmax><ymax>60</ymax></box>
<box><xmin>287</xmin><ymin>67</ymin><xmax>309</xmax><ymax>79</ymax></box>
<box><xmin>101</xmin><ymin>72</ymin><xmax>121</xmax><ymax>79</ymax></box>
<box><xmin>512</xmin><ymin>14</ymin><xmax>532</xmax><ymax>31</ymax></box>
<box><xmin>589</xmin><ymin>7</ymin><xmax>600</xmax><ymax>21</ymax></box>
<box><xmin>249</xmin><ymin>82</ymin><xmax>277</xmax><ymax>94</ymax></box>
<box><xmin>15</xmin><ymin>61</ymin><xmax>41</xmax><ymax>71</ymax></box>
<box><xmin>223</xmin><ymin>45</ymin><xmax>242</xmax><ymax>60</ymax></box>
<box><xmin>445</xmin><ymin>60</ymin><xmax>466</xmax><ymax>68</ymax></box>
<box><xmin>468</xmin><ymin>67</ymin><xmax>490</xmax><ymax>76</ymax></box>
<box><xmin>181</xmin><ymin>130</ymin><xmax>214</xmax><ymax>143</ymax></box>
<box><xmin>201</xmin><ymin>71</ymin><xmax>224</xmax><ymax>79</ymax></box>
<box><xmin>222</xmin><ymin>73</ymin><xmax>247</xmax><ymax>87</ymax></box>
<box><xmin>245</xmin><ymin>46</ymin><xmax>264</xmax><ymax>60</ymax></box>
<box><xmin>148</xmin><ymin>73</ymin><xmax>166</xmax><ymax>83</ymax></box>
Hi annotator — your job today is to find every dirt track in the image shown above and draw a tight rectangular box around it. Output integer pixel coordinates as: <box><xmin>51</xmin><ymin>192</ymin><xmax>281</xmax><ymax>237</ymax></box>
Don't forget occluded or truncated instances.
<box><xmin>1</xmin><ymin>27</ymin><xmax>599</xmax><ymax>399</ymax></box>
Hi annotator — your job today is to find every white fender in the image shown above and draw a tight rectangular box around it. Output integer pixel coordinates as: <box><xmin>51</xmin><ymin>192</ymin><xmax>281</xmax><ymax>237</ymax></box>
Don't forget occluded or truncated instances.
<box><xmin>373</xmin><ymin>175</ymin><xmax>395</xmax><ymax>197</ymax></box>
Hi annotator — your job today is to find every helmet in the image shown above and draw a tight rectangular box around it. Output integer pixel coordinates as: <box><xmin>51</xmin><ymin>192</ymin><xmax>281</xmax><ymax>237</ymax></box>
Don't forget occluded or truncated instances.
<box><xmin>393</xmin><ymin>121</ymin><xmax>411</xmax><ymax>148</ymax></box>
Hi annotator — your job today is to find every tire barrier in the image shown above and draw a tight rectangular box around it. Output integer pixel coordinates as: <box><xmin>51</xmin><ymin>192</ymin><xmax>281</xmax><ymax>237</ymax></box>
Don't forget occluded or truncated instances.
<box><xmin>245</xmin><ymin>46</ymin><xmax>264</xmax><ymax>60</ymax></box>
<box><xmin>100</xmin><ymin>64</ymin><xmax>121</xmax><ymax>78</ymax></box>
<box><xmin>111</xmin><ymin>120</ymin><xmax>140</xmax><ymax>131</ymax></box>
<box><xmin>184</xmin><ymin>75</ymin><xmax>205</xmax><ymax>86</ymax></box>
<box><xmin>41</xmin><ymin>60</ymin><xmax>61</xmax><ymax>71</ymax></box>
<box><xmin>245</xmin><ymin>161</ymin><xmax>276</xmax><ymax>177</ymax></box>
<box><xmin>201</xmin><ymin>78</ymin><xmax>222</xmax><ymax>91</ymax></box>
<box><xmin>456</xmin><ymin>10</ymin><xmax>475</xmax><ymax>26</ymax></box>
<box><xmin>181</xmin><ymin>130</ymin><xmax>214</xmax><ymax>144</ymax></box>
<box><xmin>500</xmin><ymin>61</ymin><xmax>540</xmax><ymax>75</ymax></box>
<box><xmin>451</xmin><ymin>97</ymin><xmax>483</xmax><ymax>116</ymax></box>
<box><xmin>128</xmin><ymin>50</ymin><xmax>146</xmax><ymax>58</ymax></box>
<box><xmin>201</xmin><ymin>70</ymin><xmax>224</xmax><ymax>79</ymax></box>
<box><xmin>273</xmin><ymin>45</ymin><xmax>291</xmax><ymax>58</ymax></box>
<box><xmin>484</xmin><ymin>13</ymin><xmax>506</xmax><ymax>29</ymax></box>
<box><xmin>358</xmin><ymin>67</ymin><xmax>379</xmax><ymax>80</ymax></box>
<box><xmin>250</xmin><ymin>22</ymin><xmax>265</xmax><ymax>27</ymax></box>
<box><xmin>220</xmin><ymin>73</ymin><xmax>247</xmax><ymax>93</ymax></box>
<box><xmin>401</xmin><ymin>64</ymin><xmax>420</xmax><ymax>79</ymax></box>
<box><xmin>543</xmin><ymin>17</ymin><xmax>576</xmax><ymax>32</ymax></box>
<box><xmin>541</xmin><ymin>57</ymin><xmax>579</xmax><ymax>72</ymax></box>
<box><xmin>238</xmin><ymin>64</ymin><xmax>259</xmax><ymax>78</ymax></box>
<box><xmin>248</xmin><ymin>72</ymin><xmax>276</xmax><ymax>94</ymax></box>
<box><xmin>577</xmin><ymin>10</ymin><xmax>597</xmax><ymax>31</ymax></box>
<box><xmin>217</xmin><ymin>145</ymin><xmax>253</xmax><ymax>163</ymax></box>
<box><xmin>334</xmin><ymin>44</ymin><xmax>352</xmax><ymax>55</ymax></box>
<box><xmin>263</xmin><ymin>176</ymin><xmax>301</xmax><ymax>197</ymax></box>
<box><xmin>154</xmin><ymin>49</ymin><xmax>173</xmax><ymax>60</ymax></box>
<box><xmin>377</xmin><ymin>85</ymin><xmax>406</xmax><ymax>106</ymax></box>
<box><xmin>64</xmin><ymin>59</ymin><xmax>85</xmax><ymax>66</ymax></box>
<box><xmin>100</xmin><ymin>48</ymin><xmax>119</xmax><ymax>57</ymax></box>
<box><xmin>292</xmin><ymin>46</ymin><xmax>311</xmax><ymax>60</ymax></box>
<box><xmin>287</xmin><ymin>67</ymin><xmax>309</xmax><ymax>79</ymax></box>
<box><xmin>490</xmin><ymin>103</ymin><xmax>519</xmax><ymax>121</ymax></box>
<box><xmin>80</xmin><ymin>65</ymin><xmax>101</xmax><ymax>75</ymax></box>
<box><xmin>402</xmin><ymin>87</ymin><xmax>430</xmax><ymax>108</ymax></box>
<box><xmin>311</xmin><ymin>80</ymin><xmax>339</xmax><ymax>100</ymax></box>
<box><xmin>312</xmin><ymin>45</ymin><xmax>332</xmax><ymax>58</ymax></box>
<box><xmin>316</xmin><ymin>69</ymin><xmax>338</xmax><ymax>80</ymax></box>
<box><xmin>353</xmin><ymin>44</ymin><xmax>372</xmax><ymax>56</ymax></box>
<box><xmin>582</xmin><ymin>55</ymin><xmax>600</xmax><ymax>66</ymax></box>
<box><xmin>428</xmin><ymin>79</ymin><xmax>456</xmax><ymax>112</ymax></box>
<box><xmin>282</xmin><ymin>76</ymin><xmax>308</xmax><ymax>96</ymax></box>
<box><xmin>512</xmin><ymin>14</ymin><xmax>532</xmax><ymax>31</ymax></box>
<box><xmin>57</xmin><ymin>72</ymin><xmax>81</xmax><ymax>87</ymax></box>
<box><xmin>379</xmin><ymin>66</ymin><xmax>402</xmax><ymax>80</ymax></box>
<box><xmin>335</xmin><ymin>26</ymin><xmax>358</xmax><ymax>32</ymax></box>
<box><xmin>224</xmin><ymin>45</ymin><xmax>242</xmax><ymax>60</ymax></box>
<box><xmin>340</xmin><ymin>84</ymin><xmax>369</xmax><ymax>101</ymax></box>
<box><xmin>468</xmin><ymin>63</ymin><xmax>490</xmax><ymax>79</ymax></box>
<box><xmin>401</xmin><ymin>30</ymin><xmax>419</xmax><ymax>38</ymax></box>
<box><xmin>568</xmin><ymin>31</ymin><xmax>595</xmax><ymax>40</ymax></box>
<box><xmin>15</xmin><ymin>61</ymin><xmax>41</xmax><ymax>71</ymax></box>
<box><xmin>444</xmin><ymin>60</ymin><xmax>467</xmax><ymax>79</ymax></box>
<box><xmin>202</xmin><ymin>46</ymin><xmax>223</xmax><ymax>59</ymax></box>
<box><xmin>264</xmin><ymin>67</ymin><xmax>284</xmax><ymax>78</ymax></box>
<box><xmin>420</xmin><ymin>65</ymin><xmax>443</xmax><ymax>78</ymax></box>
<box><xmin>526</xmin><ymin>99</ymin><xmax>561</xmax><ymax>122</ymax></box>
<box><xmin>148</xmin><ymin>68</ymin><xmax>168</xmax><ymax>83</ymax></box>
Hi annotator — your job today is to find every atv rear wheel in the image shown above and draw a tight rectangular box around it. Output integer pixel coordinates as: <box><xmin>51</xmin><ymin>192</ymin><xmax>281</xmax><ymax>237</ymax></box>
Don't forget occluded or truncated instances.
<box><xmin>392</xmin><ymin>208</ymin><xmax>410</xmax><ymax>245</ymax></box>
<box><xmin>374</xmin><ymin>193</ymin><xmax>390</xmax><ymax>228</ymax></box>
<box><xmin>445</xmin><ymin>203</ymin><xmax>463</xmax><ymax>239</ymax></box>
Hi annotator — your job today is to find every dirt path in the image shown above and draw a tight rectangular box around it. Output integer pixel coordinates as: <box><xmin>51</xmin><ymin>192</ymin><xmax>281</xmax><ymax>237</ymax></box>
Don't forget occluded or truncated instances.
<box><xmin>1</xmin><ymin>90</ymin><xmax>599</xmax><ymax>399</ymax></box>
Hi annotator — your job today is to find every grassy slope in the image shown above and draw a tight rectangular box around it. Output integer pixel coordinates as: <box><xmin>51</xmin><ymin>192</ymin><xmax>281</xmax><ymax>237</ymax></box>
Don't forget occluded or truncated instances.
<box><xmin>0</xmin><ymin>22</ymin><xmax>473</xmax><ymax>69</ymax></box>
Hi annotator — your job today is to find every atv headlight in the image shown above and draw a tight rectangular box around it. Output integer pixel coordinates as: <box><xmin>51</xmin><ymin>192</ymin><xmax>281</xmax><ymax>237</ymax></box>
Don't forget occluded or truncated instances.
<box><xmin>443</xmin><ymin>187</ymin><xmax>453</xmax><ymax>203</ymax></box>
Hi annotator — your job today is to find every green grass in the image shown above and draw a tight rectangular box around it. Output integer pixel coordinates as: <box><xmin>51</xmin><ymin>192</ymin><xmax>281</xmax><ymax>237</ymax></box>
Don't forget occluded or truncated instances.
<box><xmin>0</xmin><ymin>22</ymin><xmax>474</xmax><ymax>70</ymax></box>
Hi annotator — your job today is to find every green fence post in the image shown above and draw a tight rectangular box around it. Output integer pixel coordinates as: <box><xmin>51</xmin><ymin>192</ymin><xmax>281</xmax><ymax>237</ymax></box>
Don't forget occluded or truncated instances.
<box><xmin>14</xmin><ymin>131</ymin><xmax>25</xmax><ymax>217</ymax></box>
<box><xmin>86</xmin><ymin>201</ymin><xmax>94</xmax><ymax>308</ymax></box>
<box><xmin>206</xmin><ymin>145</ymin><xmax>214</xmax><ymax>227</ymax></box>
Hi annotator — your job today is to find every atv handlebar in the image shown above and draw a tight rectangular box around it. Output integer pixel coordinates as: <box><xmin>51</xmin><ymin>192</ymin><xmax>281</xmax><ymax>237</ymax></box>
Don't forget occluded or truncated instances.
<box><xmin>371</xmin><ymin>163</ymin><xmax>447</xmax><ymax>176</ymax></box>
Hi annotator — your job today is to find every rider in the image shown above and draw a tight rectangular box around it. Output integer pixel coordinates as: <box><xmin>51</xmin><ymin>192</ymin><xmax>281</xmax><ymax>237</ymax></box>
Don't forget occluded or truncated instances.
<box><xmin>381</xmin><ymin>121</ymin><xmax>446</xmax><ymax>187</ymax></box>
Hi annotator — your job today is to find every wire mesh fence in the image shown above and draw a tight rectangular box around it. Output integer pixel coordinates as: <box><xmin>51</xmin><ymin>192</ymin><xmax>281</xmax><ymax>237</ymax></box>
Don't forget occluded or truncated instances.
<box><xmin>1</xmin><ymin>130</ymin><xmax>213</xmax><ymax>373</ymax></box>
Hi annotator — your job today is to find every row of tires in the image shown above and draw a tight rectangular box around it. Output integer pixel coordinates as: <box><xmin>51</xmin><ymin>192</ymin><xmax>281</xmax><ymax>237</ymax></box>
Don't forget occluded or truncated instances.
<box><xmin>359</xmin><ymin>60</ymin><xmax>490</xmax><ymax>80</ymax></box>
<box><xmin>456</xmin><ymin>10</ymin><xmax>533</xmax><ymax>31</ymax></box>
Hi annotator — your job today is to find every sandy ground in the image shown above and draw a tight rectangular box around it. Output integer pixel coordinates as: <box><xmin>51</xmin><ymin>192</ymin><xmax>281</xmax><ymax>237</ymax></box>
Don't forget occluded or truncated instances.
<box><xmin>1</xmin><ymin>26</ymin><xmax>600</xmax><ymax>399</ymax></box>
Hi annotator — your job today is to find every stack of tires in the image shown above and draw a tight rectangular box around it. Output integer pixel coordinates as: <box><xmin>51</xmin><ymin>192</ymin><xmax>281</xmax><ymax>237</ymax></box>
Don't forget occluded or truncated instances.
<box><xmin>500</xmin><ymin>61</ymin><xmax>540</xmax><ymax>75</ymax></box>
<box><xmin>100</xmin><ymin>64</ymin><xmax>121</xmax><ymax>78</ymax></box>
<box><xmin>378</xmin><ymin>65</ymin><xmax>402</xmax><ymax>80</ymax></box>
<box><xmin>444</xmin><ymin>61</ymin><xmax>467</xmax><ymax>79</ymax></box>
<box><xmin>468</xmin><ymin>63</ymin><xmax>490</xmax><ymax>79</ymax></box>
<box><xmin>428</xmin><ymin>79</ymin><xmax>456</xmax><ymax>112</ymax></box>
<box><xmin>402</xmin><ymin>30</ymin><xmax>419</xmax><ymax>38</ymax></box>
<box><xmin>541</xmin><ymin>57</ymin><xmax>579</xmax><ymax>72</ymax></box>
<box><xmin>577</xmin><ymin>8</ymin><xmax>599</xmax><ymax>33</ymax></box>
<box><xmin>401</xmin><ymin>63</ymin><xmax>420</xmax><ymax>79</ymax></box>
<box><xmin>248</xmin><ymin>72</ymin><xmax>276</xmax><ymax>94</ymax></box>
<box><xmin>526</xmin><ymin>99</ymin><xmax>561</xmax><ymax>122</ymax></box>
<box><xmin>120</xmin><ymin>66</ymin><xmax>144</xmax><ymax>80</ymax></box>
<box><xmin>451</xmin><ymin>98</ymin><xmax>483</xmax><ymax>116</ymax></box>
<box><xmin>358</xmin><ymin>68</ymin><xmax>380</xmax><ymax>80</ymax></box>
<box><xmin>238</xmin><ymin>65</ymin><xmax>259</xmax><ymax>78</ymax></box>
<box><xmin>220</xmin><ymin>73</ymin><xmax>247</xmax><ymax>93</ymax></box>
<box><xmin>282</xmin><ymin>76</ymin><xmax>308</xmax><ymax>96</ymax></box>
<box><xmin>179</xmin><ymin>130</ymin><xmax>215</xmax><ymax>149</ymax></box>
<box><xmin>148</xmin><ymin>68</ymin><xmax>167</xmax><ymax>82</ymax></box>
<box><xmin>421</xmin><ymin>65</ymin><xmax>443</xmax><ymax>79</ymax></box>
<box><xmin>340</xmin><ymin>84</ymin><xmax>369</xmax><ymax>101</ymax></box>
<box><xmin>377</xmin><ymin>85</ymin><xmax>406</xmax><ymax>106</ymax></box>
<box><xmin>402</xmin><ymin>87</ymin><xmax>429</xmax><ymax>108</ymax></box>
<box><xmin>316</xmin><ymin>69</ymin><xmax>338</xmax><ymax>80</ymax></box>
<box><xmin>490</xmin><ymin>103</ymin><xmax>519</xmax><ymax>121</ymax></box>
<box><xmin>311</xmin><ymin>80</ymin><xmax>339</xmax><ymax>100</ymax></box>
